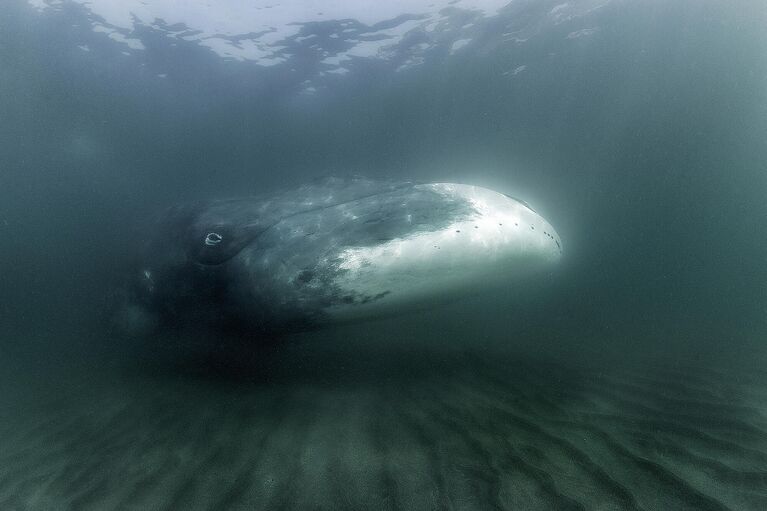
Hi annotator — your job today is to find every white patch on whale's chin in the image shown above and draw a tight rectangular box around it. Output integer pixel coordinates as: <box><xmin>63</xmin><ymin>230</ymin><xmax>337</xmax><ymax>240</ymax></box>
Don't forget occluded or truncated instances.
<box><xmin>326</xmin><ymin>183</ymin><xmax>562</xmax><ymax>322</ymax></box>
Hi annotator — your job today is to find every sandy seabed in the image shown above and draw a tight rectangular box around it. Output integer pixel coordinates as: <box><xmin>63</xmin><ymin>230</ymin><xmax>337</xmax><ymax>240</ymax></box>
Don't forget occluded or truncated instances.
<box><xmin>0</xmin><ymin>338</ymin><xmax>765</xmax><ymax>511</ymax></box>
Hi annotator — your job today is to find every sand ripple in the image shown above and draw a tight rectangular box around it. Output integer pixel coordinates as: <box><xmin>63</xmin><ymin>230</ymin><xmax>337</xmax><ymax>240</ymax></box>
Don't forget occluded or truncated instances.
<box><xmin>0</xmin><ymin>348</ymin><xmax>765</xmax><ymax>510</ymax></box>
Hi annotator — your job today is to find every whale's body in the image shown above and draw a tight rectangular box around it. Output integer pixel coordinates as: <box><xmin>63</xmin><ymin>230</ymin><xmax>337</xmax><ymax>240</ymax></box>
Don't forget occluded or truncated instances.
<box><xmin>128</xmin><ymin>178</ymin><xmax>562</xmax><ymax>336</ymax></box>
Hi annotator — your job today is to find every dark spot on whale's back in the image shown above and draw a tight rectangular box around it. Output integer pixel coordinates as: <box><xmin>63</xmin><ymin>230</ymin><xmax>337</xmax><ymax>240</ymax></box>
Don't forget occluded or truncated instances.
<box><xmin>360</xmin><ymin>290</ymin><xmax>391</xmax><ymax>304</ymax></box>
<box><xmin>297</xmin><ymin>269</ymin><xmax>314</xmax><ymax>283</ymax></box>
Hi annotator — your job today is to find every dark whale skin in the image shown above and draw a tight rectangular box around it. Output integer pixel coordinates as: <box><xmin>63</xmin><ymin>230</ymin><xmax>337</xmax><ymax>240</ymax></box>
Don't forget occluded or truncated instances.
<box><xmin>126</xmin><ymin>177</ymin><xmax>477</xmax><ymax>336</ymax></box>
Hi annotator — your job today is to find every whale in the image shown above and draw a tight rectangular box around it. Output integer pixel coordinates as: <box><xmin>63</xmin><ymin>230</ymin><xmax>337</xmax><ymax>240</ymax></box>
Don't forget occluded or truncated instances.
<box><xmin>124</xmin><ymin>177</ymin><xmax>562</xmax><ymax>337</ymax></box>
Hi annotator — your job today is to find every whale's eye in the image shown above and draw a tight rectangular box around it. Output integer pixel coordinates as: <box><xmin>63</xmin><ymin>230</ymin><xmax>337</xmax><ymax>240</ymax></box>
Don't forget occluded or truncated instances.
<box><xmin>205</xmin><ymin>232</ymin><xmax>223</xmax><ymax>246</ymax></box>
<box><xmin>193</xmin><ymin>223</ymin><xmax>263</xmax><ymax>265</ymax></box>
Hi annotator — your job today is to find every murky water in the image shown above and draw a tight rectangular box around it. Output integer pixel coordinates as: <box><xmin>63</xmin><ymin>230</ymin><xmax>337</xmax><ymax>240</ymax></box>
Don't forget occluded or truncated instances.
<box><xmin>2</xmin><ymin>0</ymin><xmax>766</xmax><ymax>509</ymax></box>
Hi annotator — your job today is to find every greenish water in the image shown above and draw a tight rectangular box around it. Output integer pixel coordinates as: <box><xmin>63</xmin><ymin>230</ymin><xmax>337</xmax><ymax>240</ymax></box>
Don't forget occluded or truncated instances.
<box><xmin>1</xmin><ymin>0</ymin><xmax>766</xmax><ymax>509</ymax></box>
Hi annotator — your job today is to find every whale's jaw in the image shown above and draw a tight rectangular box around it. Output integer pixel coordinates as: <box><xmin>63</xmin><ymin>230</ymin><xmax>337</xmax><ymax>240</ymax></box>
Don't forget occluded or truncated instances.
<box><xmin>323</xmin><ymin>183</ymin><xmax>562</xmax><ymax>323</ymax></box>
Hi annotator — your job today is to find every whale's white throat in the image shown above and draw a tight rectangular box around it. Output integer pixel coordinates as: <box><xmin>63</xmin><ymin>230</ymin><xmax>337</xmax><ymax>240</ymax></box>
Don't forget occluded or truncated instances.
<box><xmin>327</xmin><ymin>183</ymin><xmax>562</xmax><ymax>321</ymax></box>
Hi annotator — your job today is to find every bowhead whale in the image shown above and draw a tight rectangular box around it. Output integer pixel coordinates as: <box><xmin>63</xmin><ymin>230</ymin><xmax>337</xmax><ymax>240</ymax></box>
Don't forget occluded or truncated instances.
<box><xmin>125</xmin><ymin>177</ymin><xmax>562</xmax><ymax>337</ymax></box>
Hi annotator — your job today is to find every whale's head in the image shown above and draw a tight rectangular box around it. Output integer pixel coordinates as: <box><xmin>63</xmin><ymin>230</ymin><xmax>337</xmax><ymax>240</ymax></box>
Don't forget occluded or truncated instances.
<box><xmin>315</xmin><ymin>183</ymin><xmax>562</xmax><ymax>322</ymax></box>
<box><xmin>411</xmin><ymin>183</ymin><xmax>562</xmax><ymax>267</ymax></box>
<box><xmin>130</xmin><ymin>179</ymin><xmax>562</xmax><ymax>335</ymax></box>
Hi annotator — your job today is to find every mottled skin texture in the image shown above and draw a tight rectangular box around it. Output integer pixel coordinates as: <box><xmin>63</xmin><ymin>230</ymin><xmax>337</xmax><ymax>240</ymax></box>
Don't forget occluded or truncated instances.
<box><xmin>132</xmin><ymin>178</ymin><xmax>476</xmax><ymax>335</ymax></box>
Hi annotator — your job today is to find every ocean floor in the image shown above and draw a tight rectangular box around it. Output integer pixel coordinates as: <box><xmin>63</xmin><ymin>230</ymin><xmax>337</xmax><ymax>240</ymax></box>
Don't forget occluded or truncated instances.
<box><xmin>1</xmin><ymin>336</ymin><xmax>766</xmax><ymax>511</ymax></box>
